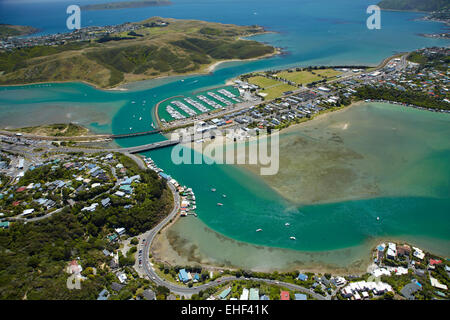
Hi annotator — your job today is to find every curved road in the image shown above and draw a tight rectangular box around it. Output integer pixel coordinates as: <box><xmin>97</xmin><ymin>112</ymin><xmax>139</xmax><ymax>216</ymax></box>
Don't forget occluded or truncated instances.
<box><xmin>139</xmin><ymin>183</ymin><xmax>328</xmax><ymax>300</ymax></box>
<box><xmin>3</xmin><ymin>139</ymin><xmax>328</xmax><ymax>299</ymax></box>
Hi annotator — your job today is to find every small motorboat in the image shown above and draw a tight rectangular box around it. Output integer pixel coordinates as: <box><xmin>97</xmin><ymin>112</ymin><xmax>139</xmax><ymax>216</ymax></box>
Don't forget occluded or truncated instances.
<box><xmin>217</xmin><ymin>203</ymin><xmax>223</xmax><ymax>206</ymax></box>
<box><xmin>285</xmin><ymin>223</ymin><xmax>290</xmax><ymax>226</ymax></box>
<box><xmin>377</xmin><ymin>217</ymin><xmax>380</xmax><ymax>221</ymax></box>
<box><xmin>290</xmin><ymin>236</ymin><xmax>296</xmax><ymax>240</ymax></box>
<box><xmin>256</xmin><ymin>229</ymin><xmax>263</xmax><ymax>232</ymax></box>
<box><xmin>211</xmin><ymin>188</ymin><xmax>216</xmax><ymax>192</ymax></box>
<box><xmin>222</xmin><ymin>194</ymin><xmax>227</xmax><ymax>198</ymax></box>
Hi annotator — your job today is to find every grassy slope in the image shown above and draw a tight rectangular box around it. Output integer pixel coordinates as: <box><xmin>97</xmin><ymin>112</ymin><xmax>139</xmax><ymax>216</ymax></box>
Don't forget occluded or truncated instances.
<box><xmin>0</xmin><ymin>17</ymin><xmax>274</xmax><ymax>88</ymax></box>
<box><xmin>0</xmin><ymin>24</ymin><xmax>38</xmax><ymax>38</ymax></box>
<box><xmin>377</xmin><ymin>0</ymin><xmax>449</xmax><ymax>12</ymax></box>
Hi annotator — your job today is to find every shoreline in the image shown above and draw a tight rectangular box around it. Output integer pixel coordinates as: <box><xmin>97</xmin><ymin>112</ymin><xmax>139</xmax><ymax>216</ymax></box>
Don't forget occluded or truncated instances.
<box><xmin>0</xmin><ymin>51</ymin><xmax>278</xmax><ymax>91</ymax></box>
<box><xmin>0</xmin><ymin>31</ymin><xmax>279</xmax><ymax>92</ymax></box>
<box><xmin>152</xmin><ymin>214</ymin><xmax>449</xmax><ymax>275</ymax></box>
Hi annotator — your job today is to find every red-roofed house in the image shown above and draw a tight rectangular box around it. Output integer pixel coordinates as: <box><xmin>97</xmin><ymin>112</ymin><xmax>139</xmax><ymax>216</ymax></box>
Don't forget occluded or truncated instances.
<box><xmin>16</xmin><ymin>187</ymin><xmax>26</xmax><ymax>192</ymax></box>
<box><xmin>12</xmin><ymin>201</ymin><xmax>21</xmax><ymax>206</ymax></box>
<box><xmin>430</xmin><ymin>259</ymin><xmax>442</xmax><ymax>266</ymax></box>
<box><xmin>280</xmin><ymin>291</ymin><xmax>290</xmax><ymax>300</ymax></box>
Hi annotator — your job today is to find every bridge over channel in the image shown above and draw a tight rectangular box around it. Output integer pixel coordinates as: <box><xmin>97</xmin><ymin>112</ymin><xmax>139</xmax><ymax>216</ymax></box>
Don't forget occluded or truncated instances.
<box><xmin>113</xmin><ymin>134</ymin><xmax>200</xmax><ymax>153</ymax></box>
<box><xmin>114</xmin><ymin>139</ymin><xmax>180</xmax><ymax>154</ymax></box>
<box><xmin>111</xmin><ymin>129</ymin><xmax>162</xmax><ymax>139</ymax></box>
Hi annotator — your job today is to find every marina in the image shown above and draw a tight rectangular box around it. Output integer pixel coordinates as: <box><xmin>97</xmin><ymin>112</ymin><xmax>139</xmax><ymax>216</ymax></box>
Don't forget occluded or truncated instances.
<box><xmin>158</xmin><ymin>86</ymin><xmax>241</xmax><ymax>122</ymax></box>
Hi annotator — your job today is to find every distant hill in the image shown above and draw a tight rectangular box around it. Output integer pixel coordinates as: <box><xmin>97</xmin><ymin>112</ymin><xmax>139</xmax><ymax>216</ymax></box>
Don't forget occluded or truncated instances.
<box><xmin>81</xmin><ymin>0</ymin><xmax>171</xmax><ymax>11</ymax></box>
<box><xmin>378</xmin><ymin>0</ymin><xmax>450</xmax><ymax>12</ymax></box>
<box><xmin>0</xmin><ymin>24</ymin><xmax>38</xmax><ymax>38</ymax></box>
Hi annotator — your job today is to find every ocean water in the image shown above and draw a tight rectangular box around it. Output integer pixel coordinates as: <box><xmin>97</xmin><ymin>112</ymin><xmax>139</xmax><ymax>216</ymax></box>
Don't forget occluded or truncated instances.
<box><xmin>0</xmin><ymin>0</ymin><xmax>449</xmax><ymax>269</ymax></box>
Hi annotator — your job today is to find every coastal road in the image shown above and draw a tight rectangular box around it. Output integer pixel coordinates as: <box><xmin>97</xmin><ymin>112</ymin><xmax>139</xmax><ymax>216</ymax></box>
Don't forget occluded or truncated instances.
<box><xmin>137</xmin><ymin>182</ymin><xmax>328</xmax><ymax>300</ymax></box>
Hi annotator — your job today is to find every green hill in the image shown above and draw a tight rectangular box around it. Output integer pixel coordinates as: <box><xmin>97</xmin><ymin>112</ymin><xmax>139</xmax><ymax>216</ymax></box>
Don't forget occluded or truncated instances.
<box><xmin>0</xmin><ymin>24</ymin><xmax>38</xmax><ymax>39</ymax></box>
<box><xmin>0</xmin><ymin>17</ymin><xmax>274</xmax><ymax>88</ymax></box>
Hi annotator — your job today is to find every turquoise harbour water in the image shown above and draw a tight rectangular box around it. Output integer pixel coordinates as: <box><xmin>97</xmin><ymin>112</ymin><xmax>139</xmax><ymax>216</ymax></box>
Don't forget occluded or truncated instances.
<box><xmin>0</xmin><ymin>0</ymin><xmax>449</xmax><ymax>268</ymax></box>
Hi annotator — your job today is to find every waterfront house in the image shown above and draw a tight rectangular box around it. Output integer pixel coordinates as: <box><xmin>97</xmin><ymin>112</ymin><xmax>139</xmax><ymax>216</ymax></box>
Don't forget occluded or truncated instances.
<box><xmin>298</xmin><ymin>273</ymin><xmax>308</xmax><ymax>281</ymax></box>
<box><xmin>397</xmin><ymin>244</ymin><xmax>411</xmax><ymax>256</ymax></box>
<box><xmin>178</xmin><ymin>269</ymin><xmax>189</xmax><ymax>283</ymax></box>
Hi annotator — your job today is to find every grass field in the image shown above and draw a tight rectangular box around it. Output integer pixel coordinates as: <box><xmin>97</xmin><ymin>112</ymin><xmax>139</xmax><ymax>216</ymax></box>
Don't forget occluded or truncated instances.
<box><xmin>277</xmin><ymin>68</ymin><xmax>342</xmax><ymax>85</ymax></box>
<box><xmin>260</xmin><ymin>83</ymin><xmax>297</xmax><ymax>100</ymax></box>
<box><xmin>277</xmin><ymin>71</ymin><xmax>321</xmax><ymax>85</ymax></box>
<box><xmin>248</xmin><ymin>75</ymin><xmax>297</xmax><ymax>100</ymax></box>
<box><xmin>312</xmin><ymin>68</ymin><xmax>342</xmax><ymax>78</ymax></box>
<box><xmin>247</xmin><ymin>76</ymin><xmax>281</xmax><ymax>88</ymax></box>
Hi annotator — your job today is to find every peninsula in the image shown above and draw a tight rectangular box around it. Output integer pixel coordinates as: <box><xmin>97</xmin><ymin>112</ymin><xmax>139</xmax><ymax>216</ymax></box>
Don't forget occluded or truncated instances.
<box><xmin>0</xmin><ymin>24</ymin><xmax>38</xmax><ymax>39</ymax></box>
<box><xmin>0</xmin><ymin>17</ymin><xmax>275</xmax><ymax>89</ymax></box>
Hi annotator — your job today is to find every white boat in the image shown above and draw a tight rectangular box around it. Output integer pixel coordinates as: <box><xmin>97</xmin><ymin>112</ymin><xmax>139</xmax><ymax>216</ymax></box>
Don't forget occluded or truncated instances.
<box><xmin>129</xmin><ymin>127</ymin><xmax>133</xmax><ymax>130</ymax></box>
<box><xmin>211</xmin><ymin>188</ymin><xmax>216</xmax><ymax>192</ymax></box>
<box><xmin>377</xmin><ymin>217</ymin><xmax>380</xmax><ymax>221</ymax></box>
<box><xmin>131</xmin><ymin>101</ymin><xmax>136</xmax><ymax>104</ymax></box>
<box><xmin>256</xmin><ymin>229</ymin><xmax>263</xmax><ymax>232</ymax></box>
<box><xmin>217</xmin><ymin>203</ymin><xmax>223</xmax><ymax>206</ymax></box>
<box><xmin>139</xmin><ymin>117</ymin><xmax>142</xmax><ymax>121</ymax></box>
<box><xmin>290</xmin><ymin>236</ymin><xmax>296</xmax><ymax>240</ymax></box>
<box><xmin>285</xmin><ymin>223</ymin><xmax>290</xmax><ymax>226</ymax></box>
<box><xmin>222</xmin><ymin>194</ymin><xmax>227</xmax><ymax>198</ymax></box>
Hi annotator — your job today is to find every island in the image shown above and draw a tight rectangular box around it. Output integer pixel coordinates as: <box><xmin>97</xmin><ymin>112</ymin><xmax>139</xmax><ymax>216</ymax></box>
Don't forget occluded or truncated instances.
<box><xmin>0</xmin><ymin>17</ymin><xmax>276</xmax><ymax>89</ymax></box>
<box><xmin>81</xmin><ymin>0</ymin><xmax>172</xmax><ymax>11</ymax></box>
<box><xmin>377</xmin><ymin>0</ymin><xmax>448</xmax><ymax>12</ymax></box>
